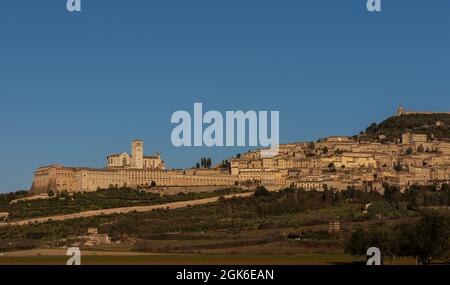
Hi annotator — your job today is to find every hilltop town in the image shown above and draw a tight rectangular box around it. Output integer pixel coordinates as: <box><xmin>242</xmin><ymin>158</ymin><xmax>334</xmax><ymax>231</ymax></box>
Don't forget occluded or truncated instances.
<box><xmin>30</xmin><ymin>107</ymin><xmax>450</xmax><ymax>195</ymax></box>
<box><xmin>231</xmin><ymin>131</ymin><xmax>450</xmax><ymax>192</ymax></box>
<box><xmin>2</xmin><ymin>108</ymin><xmax>450</xmax><ymax>265</ymax></box>
<box><xmin>231</xmin><ymin>107</ymin><xmax>450</xmax><ymax>192</ymax></box>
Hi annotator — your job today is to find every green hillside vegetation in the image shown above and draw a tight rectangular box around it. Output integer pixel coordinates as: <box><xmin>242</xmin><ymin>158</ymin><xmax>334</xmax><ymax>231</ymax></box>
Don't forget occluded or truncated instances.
<box><xmin>0</xmin><ymin>191</ymin><xmax>32</xmax><ymax>209</ymax></box>
<box><xmin>1</xmin><ymin>185</ymin><xmax>449</xmax><ymax>253</ymax></box>
<box><xmin>357</xmin><ymin>113</ymin><xmax>450</xmax><ymax>142</ymax></box>
<box><xmin>0</xmin><ymin>187</ymin><xmax>245</xmax><ymax>221</ymax></box>
<box><xmin>0</xmin><ymin>187</ymin><xmax>378</xmax><ymax>252</ymax></box>
<box><xmin>345</xmin><ymin>211</ymin><xmax>450</xmax><ymax>265</ymax></box>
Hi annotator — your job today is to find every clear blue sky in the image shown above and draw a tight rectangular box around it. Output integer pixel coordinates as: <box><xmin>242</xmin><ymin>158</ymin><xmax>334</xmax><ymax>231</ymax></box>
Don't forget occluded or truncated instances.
<box><xmin>0</xmin><ymin>1</ymin><xmax>449</xmax><ymax>192</ymax></box>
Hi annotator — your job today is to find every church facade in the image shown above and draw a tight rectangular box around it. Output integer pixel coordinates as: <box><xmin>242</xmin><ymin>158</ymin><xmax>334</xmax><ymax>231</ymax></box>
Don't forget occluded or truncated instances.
<box><xmin>106</xmin><ymin>140</ymin><xmax>165</xmax><ymax>169</ymax></box>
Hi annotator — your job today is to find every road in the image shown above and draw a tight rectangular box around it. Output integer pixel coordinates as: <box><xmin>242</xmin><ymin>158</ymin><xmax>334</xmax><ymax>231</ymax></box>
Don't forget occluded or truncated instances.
<box><xmin>0</xmin><ymin>192</ymin><xmax>253</xmax><ymax>227</ymax></box>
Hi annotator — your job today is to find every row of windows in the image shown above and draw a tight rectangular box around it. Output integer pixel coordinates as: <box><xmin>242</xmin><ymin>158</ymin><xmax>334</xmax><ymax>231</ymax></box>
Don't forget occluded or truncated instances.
<box><xmin>87</xmin><ymin>177</ymin><xmax>235</xmax><ymax>186</ymax></box>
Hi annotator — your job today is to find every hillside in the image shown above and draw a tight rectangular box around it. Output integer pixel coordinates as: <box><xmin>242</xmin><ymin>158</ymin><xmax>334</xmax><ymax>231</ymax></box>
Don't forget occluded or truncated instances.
<box><xmin>357</xmin><ymin>113</ymin><xmax>450</xmax><ymax>142</ymax></box>
<box><xmin>0</xmin><ymin>187</ymin><xmax>244</xmax><ymax>221</ymax></box>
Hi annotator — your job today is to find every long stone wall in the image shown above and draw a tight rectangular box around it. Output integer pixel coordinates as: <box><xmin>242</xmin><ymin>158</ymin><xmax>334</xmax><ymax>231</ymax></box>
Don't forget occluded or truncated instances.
<box><xmin>30</xmin><ymin>165</ymin><xmax>238</xmax><ymax>193</ymax></box>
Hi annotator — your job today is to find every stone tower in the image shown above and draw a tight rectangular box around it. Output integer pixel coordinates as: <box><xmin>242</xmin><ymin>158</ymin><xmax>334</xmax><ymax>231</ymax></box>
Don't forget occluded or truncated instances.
<box><xmin>131</xmin><ymin>140</ymin><xmax>144</xmax><ymax>169</ymax></box>
<box><xmin>397</xmin><ymin>105</ymin><xmax>405</xmax><ymax>116</ymax></box>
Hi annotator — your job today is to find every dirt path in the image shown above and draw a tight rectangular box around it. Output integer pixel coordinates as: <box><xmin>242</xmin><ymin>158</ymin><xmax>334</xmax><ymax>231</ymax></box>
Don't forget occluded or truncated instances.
<box><xmin>0</xmin><ymin>192</ymin><xmax>253</xmax><ymax>227</ymax></box>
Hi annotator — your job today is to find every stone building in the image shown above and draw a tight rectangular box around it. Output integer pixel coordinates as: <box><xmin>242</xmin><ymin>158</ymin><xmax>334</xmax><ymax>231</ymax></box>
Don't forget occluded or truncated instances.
<box><xmin>107</xmin><ymin>140</ymin><xmax>164</xmax><ymax>169</ymax></box>
<box><xmin>397</xmin><ymin>105</ymin><xmax>450</xmax><ymax>116</ymax></box>
<box><xmin>76</xmin><ymin>228</ymin><xmax>111</xmax><ymax>246</ymax></box>
<box><xmin>31</xmin><ymin>141</ymin><xmax>237</xmax><ymax>193</ymax></box>
<box><xmin>29</xmin><ymin>128</ymin><xmax>450</xmax><ymax>194</ymax></box>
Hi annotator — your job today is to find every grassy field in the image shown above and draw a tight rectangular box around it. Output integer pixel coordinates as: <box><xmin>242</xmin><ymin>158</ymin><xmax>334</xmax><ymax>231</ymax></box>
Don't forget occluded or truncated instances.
<box><xmin>0</xmin><ymin>252</ymin><xmax>417</xmax><ymax>265</ymax></box>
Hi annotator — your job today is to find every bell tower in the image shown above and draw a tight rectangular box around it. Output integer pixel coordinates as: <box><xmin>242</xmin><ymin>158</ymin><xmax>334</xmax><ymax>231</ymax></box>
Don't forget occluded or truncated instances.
<box><xmin>397</xmin><ymin>105</ymin><xmax>405</xmax><ymax>116</ymax></box>
<box><xmin>131</xmin><ymin>140</ymin><xmax>144</xmax><ymax>169</ymax></box>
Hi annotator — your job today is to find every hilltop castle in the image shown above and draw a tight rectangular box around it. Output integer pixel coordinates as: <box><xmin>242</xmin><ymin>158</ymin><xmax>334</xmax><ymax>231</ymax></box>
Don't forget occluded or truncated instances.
<box><xmin>397</xmin><ymin>105</ymin><xmax>450</xmax><ymax>116</ymax></box>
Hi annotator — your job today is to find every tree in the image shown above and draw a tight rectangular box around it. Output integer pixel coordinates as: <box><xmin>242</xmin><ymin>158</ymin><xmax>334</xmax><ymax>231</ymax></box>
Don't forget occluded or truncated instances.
<box><xmin>417</xmin><ymin>144</ymin><xmax>425</xmax><ymax>153</ymax></box>
<box><xmin>220</xmin><ymin>160</ymin><xmax>230</xmax><ymax>169</ymax></box>
<box><xmin>322</xmin><ymin>147</ymin><xmax>328</xmax><ymax>154</ymax></box>
<box><xmin>345</xmin><ymin>226</ymin><xmax>402</xmax><ymax>263</ymax></box>
<box><xmin>365</xmin><ymin>122</ymin><xmax>378</xmax><ymax>133</ymax></box>
<box><xmin>254</xmin><ymin>186</ymin><xmax>270</xmax><ymax>197</ymax></box>
<box><xmin>347</xmin><ymin>210</ymin><xmax>450</xmax><ymax>265</ymax></box>
<box><xmin>383</xmin><ymin>184</ymin><xmax>402</xmax><ymax>208</ymax></box>
<box><xmin>199</xmin><ymin>157</ymin><xmax>212</xmax><ymax>168</ymax></box>
<box><xmin>441</xmin><ymin>183</ymin><xmax>450</xmax><ymax>192</ymax></box>
<box><xmin>200</xmin><ymin>158</ymin><xmax>205</xmax><ymax>168</ymax></box>
<box><xmin>345</xmin><ymin>228</ymin><xmax>370</xmax><ymax>257</ymax></box>
<box><xmin>195</xmin><ymin>163</ymin><xmax>200</xmax><ymax>169</ymax></box>
<box><xmin>327</xmin><ymin>163</ymin><xmax>336</xmax><ymax>172</ymax></box>
<box><xmin>399</xmin><ymin>211</ymin><xmax>450</xmax><ymax>265</ymax></box>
